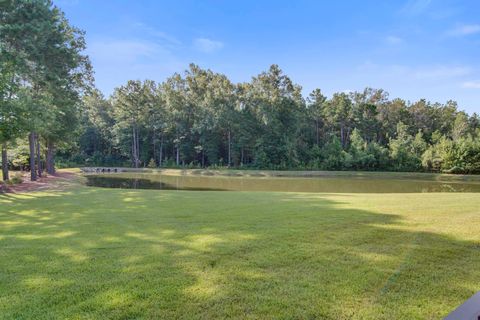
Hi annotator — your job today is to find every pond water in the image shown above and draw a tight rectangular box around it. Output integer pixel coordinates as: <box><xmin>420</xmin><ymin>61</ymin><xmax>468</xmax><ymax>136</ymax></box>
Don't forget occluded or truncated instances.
<box><xmin>85</xmin><ymin>173</ymin><xmax>480</xmax><ymax>193</ymax></box>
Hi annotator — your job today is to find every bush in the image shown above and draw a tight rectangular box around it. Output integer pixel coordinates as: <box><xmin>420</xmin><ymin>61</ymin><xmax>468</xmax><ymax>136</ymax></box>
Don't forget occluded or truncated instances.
<box><xmin>147</xmin><ymin>158</ymin><xmax>157</xmax><ymax>168</ymax></box>
<box><xmin>443</xmin><ymin>166</ymin><xmax>465</xmax><ymax>174</ymax></box>
<box><xmin>4</xmin><ymin>173</ymin><xmax>23</xmax><ymax>185</ymax></box>
<box><xmin>11</xmin><ymin>173</ymin><xmax>23</xmax><ymax>184</ymax></box>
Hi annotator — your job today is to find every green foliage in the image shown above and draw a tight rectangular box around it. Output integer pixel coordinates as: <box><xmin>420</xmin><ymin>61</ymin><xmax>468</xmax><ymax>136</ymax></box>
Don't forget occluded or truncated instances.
<box><xmin>321</xmin><ymin>136</ymin><xmax>344</xmax><ymax>170</ymax></box>
<box><xmin>10</xmin><ymin>172</ymin><xmax>23</xmax><ymax>184</ymax></box>
<box><xmin>0</xmin><ymin>0</ymin><xmax>91</xmax><ymax>179</ymax></box>
<box><xmin>147</xmin><ymin>158</ymin><xmax>156</xmax><ymax>168</ymax></box>
<box><xmin>348</xmin><ymin>129</ymin><xmax>370</xmax><ymax>168</ymax></box>
<box><xmin>423</xmin><ymin>135</ymin><xmax>480</xmax><ymax>174</ymax></box>
<box><xmin>74</xmin><ymin>69</ymin><xmax>476</xmax><ymax>173</ymax></box>
<box><xmin>1</xmin><ymin>2</ymin><xmax>479</xmax><ymax>173</ymax></box>
<box><xmin>388</xmin><ymin>123</ymin><xmax>423</xmax><ymax>171</ymax></box>
<box><xmin>7</xmin><ymin>140</ymin><xmax>29</xmax><ymax>169</ymax></box>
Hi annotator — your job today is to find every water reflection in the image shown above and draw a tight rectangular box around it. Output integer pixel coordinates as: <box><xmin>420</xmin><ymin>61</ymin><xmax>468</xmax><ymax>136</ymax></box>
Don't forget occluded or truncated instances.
<box><xmin>85</xmin><ymin>175</ymin><xmax>225</xmax><ymax>191</ymax></box>
<box><xmin>85</xmin><ymin>173</ymin><xmax>480</xmax><ymax>193</ymax></box>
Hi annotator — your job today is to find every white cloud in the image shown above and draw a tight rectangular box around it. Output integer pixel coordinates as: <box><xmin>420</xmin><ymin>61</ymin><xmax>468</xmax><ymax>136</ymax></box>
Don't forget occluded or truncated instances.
<box><xmin>357</xmin><ymin>62</ymin><xmax>472</xmax><ymax>81</ymax></box>
<box><xmin>462</xmin><ymin>81</ymin><xmax>480</xmax><ymax>89</ymax></box>
<box><xmin>414</xmin><ymin>66</ymin><xmax>471</xmax><ymax>79</ymax></box>
<box><xmin>193</xmin><ymin>38</ymin><xmax>224</xmax><ymax>53</ymax></box>
<box><xmin>343</xmin><ymin>61</ymin><xmax>479</xmax><ymax>113</ymax></box>
<box><xmin>400</xmin><ymin>0</ymin><xmax>432</xmax><ymax>15</ymax></box>
<box><xmin>87</xmin><ymin>38</ymin><xmax>185</xmax><ymax>94</ymax></box>
<box><xmin>88</xmin><ymin>39</ymin><xmax>162</xmax><ymax>63</ymax></box>
<box><xmin>385</xmin><ymin>35</ymin><xmax>404</xmax><ymax>45</ymax></box>
<box><xmin>447</xmin><ymin>24</ymin><xmax>480</xmax><ymax>36</ymax></box>
<box><xmin>132</xmin><ymin>22</ymin><xmax>181</xmax><ymax>45</ymax></box>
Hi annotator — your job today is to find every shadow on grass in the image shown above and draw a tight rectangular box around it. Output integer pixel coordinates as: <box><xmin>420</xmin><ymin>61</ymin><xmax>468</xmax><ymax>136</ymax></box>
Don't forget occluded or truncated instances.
<box><xmin>0</xmin><ymin>189</ymin><xmax>479</xmax><ymax>319</ymax></box>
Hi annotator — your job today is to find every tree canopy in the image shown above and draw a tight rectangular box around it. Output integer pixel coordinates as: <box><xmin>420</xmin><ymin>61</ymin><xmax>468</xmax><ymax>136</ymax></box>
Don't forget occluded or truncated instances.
<box><xmin>0</xmin><ymin>0</ymin><xmax>91</xmax><ymax>180</ymax></box>
<box><xmin>1</xmin><ymin>1</ymin><xmax>480</xmax><ymax>178</ymax></box>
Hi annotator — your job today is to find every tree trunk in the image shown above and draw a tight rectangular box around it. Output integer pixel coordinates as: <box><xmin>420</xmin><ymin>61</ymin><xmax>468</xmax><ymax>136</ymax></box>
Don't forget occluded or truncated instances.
<box><xmin>136</xmin><ymin>127</ymin><xmax>140</xmax><ymax>167</ymax></box>
<box><xmin>227</xmin><ymin>129</ymin><xmax>231</xmax><ymax>167</ymax></box>
<box><xmin>176</xmin><ymin>145</ymin><xmax>180</xmax><ymax>166</ymax></box>
<box><xmin>133</xmin><ymin>127</ymin><xmax>137</xmax><ymax>167</ymax></box>
<box><xmin>315</xmin><ymin>119</ymin><xmax>320</xmax><ymax>146</ymax></box>
<box><xmin>29</xmin><ymin>132</ymin><xmax>37</xmax><ymax>181</ymax></box>
<box><xmin>2</xmin><ymin>143</ymin><xmax>9</xmax><ymax>181</ymax></box>
<box><xmin>340</xmin><ymin>125</ymin><xmax>345</xmax><ymax>148</ymax></box>
<box><xmin>346</xmin><ymin>127</ymin><xmax>351</xmax><ymax>147</ymax></box>
<box><xmin>241</xmin><ymin>147</ymin><xmax>244</xmax><ymax>166</ymax></box>
<box><xmin>36</xmin><ymin>134</ymin><xmax>42</xmax><ymax>177</ymax></box>
<box><xmin>132</xmin><ymin>126</ymin><xmax>139</xmax><ymax>168</ymax></box>
<box><xmin>159</xmin><ymin>134</ymin><xmax>163</xmax><ymax>167</ymax></box>
<box><xmin>132</xmin><ymin>127</ymin><xmax>135</xmax><ymax>167</ymax></box>
<box><xmin>153</xmin><ymin>132</ymin><xmax>156</xmax><ymax>166</ymax></box>
<box><xmin>46</xmin><ymin>140</ymin><xmax>55</xmax><ymax>175</ymax></box>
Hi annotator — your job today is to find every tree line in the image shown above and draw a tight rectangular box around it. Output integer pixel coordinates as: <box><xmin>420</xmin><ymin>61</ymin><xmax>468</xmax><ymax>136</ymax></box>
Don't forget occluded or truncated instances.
<box><xmin>2</xmin><ymin>1</ymin><xmax>480</xmax><ymax>182</ymax></box>
<box><xmin>74</xmin><ymin>64</ymin><xmax>480</xmax><ymax>174</ymax></box>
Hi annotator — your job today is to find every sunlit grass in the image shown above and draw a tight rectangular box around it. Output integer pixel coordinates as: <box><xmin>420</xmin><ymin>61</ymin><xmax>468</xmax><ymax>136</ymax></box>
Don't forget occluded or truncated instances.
<box><xmin>1</xmin><ymin>187</ymin><xmax>479</xmax><ymax>319</ymax></box>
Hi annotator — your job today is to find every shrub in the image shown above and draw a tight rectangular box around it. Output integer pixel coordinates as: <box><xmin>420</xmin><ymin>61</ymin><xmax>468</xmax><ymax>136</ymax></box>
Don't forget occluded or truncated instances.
<box><xmin>11</xmin><ymin>173</ymin><xmax>23</xmax><ymax>184</ymax></box>
<box><xmin>443</xmin><ymin>166</ymin><xmax>465</xmax><ymax>174</ymax></box>
<box><xmin>147</xmin><ymin>158</ymin><xmax>157</xmax><ymax>168</ymax></box>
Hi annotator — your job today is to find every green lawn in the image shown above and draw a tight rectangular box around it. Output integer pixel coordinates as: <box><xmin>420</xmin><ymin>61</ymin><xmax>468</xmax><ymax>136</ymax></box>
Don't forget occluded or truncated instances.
<box><xmin>1</xmin><ymin>184</ymin><xmax>479</xmax><ymax>319</ymax></box>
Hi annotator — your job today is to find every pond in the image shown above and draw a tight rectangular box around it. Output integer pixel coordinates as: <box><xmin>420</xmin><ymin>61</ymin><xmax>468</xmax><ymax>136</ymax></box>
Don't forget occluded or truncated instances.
<box><xmin>84</xmin><ymin>172</ymin><xmax>480</xmax><ymax>193</ymax></box>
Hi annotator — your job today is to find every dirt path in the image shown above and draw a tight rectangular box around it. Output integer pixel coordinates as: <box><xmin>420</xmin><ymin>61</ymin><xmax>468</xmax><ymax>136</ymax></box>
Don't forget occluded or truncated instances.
<box><xmin>2</xmin><ymin>171</ymin><xmax>79</xmax><ymax>194</ymax></box>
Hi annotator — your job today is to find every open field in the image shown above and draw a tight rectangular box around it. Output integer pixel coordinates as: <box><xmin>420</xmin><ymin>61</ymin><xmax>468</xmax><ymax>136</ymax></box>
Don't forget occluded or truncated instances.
<box><xmin>1</xmin><ymin>172</ymin><xmax>480</xmax><ymax>319</ymax></box>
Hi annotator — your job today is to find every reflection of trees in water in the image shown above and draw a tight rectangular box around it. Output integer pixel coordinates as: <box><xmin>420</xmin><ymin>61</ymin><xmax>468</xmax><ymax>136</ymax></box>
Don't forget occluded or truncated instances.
<box><xmin>85</xmin><ymin>176</ymin><xmax>225</xmax><ymax>191</ymax></box>
<box><xmin>85</xmin><ymin>174</ymin><xmax>480</xmax><ymax>193</ymax></box>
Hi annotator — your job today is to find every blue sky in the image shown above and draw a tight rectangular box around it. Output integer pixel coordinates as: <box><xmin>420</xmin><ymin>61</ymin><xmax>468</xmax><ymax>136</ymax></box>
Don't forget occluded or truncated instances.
<box><xmin>57</xmin><ymin>0</ymin><xmax>480</xmax><ymax>114</ymax></box>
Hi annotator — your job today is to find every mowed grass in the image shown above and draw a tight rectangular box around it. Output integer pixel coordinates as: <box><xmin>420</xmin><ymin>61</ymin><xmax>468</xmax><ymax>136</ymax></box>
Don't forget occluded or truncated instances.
<box><xmin>1</xmin><ymin>187</ymin><xmax>480</xmax><ymax>319</ymax></box>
